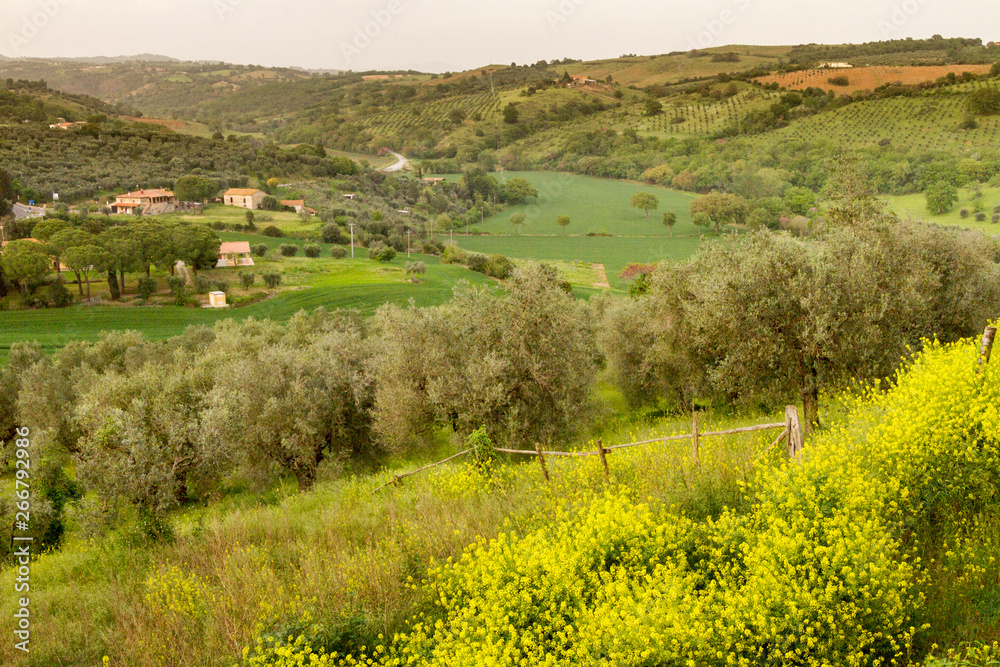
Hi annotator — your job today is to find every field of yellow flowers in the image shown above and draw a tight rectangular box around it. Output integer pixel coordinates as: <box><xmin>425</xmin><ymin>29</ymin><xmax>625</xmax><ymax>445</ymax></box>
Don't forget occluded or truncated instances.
<box><xmin>3</xmin><ymin>340</ymin><xmax>1000</xmax><ymax>666</ymax></box>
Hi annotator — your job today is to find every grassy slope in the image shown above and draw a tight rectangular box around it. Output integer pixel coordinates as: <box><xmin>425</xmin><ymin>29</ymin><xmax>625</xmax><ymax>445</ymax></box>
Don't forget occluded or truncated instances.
<box><xmin>432</xmin><ymin>171</ymin><xmax>702</xmax><ymax>287</ymax></box>
<box><xmin>0</xmin><ymin>406</ymin><xmax>785</xmax><ymax>666</ymax></box>
<box><xmin>884</xmin><ymin>186</ymin><xmax>1000</xmax><ymax>230</ymax></box>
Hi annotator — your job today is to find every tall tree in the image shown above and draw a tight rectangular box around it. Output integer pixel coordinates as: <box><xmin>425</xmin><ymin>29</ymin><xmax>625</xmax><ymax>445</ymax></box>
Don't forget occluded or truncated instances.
<box><xmin>556</xmin><ymin>215</ymin><xmax>570</xmax><ymax>235</ymax></box>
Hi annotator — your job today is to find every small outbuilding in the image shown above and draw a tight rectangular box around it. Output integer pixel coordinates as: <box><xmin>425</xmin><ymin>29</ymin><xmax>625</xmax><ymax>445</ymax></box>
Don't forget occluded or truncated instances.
<box><xmin>207</xmin><ymin>291</ymin><xmax>228</xmax><ymax>308</ymax></box>
<box><xmin>216</xmin><ymin>241</ymin><xmax>255</xmax><ymax>268</ymax></box>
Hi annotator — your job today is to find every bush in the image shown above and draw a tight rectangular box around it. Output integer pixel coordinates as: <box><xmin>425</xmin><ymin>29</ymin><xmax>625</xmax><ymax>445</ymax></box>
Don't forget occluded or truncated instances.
<box><xmin>405</xmin><ymin>261</ymin><xmax>427</xmax><ymax>281</ymax></box>
<box><xmin>828</xmin><ymin>75</ymin><xmax>850</xmax><ymax>86</ymax></box>
<box><xmin>330</xmin><ymin>246</ymin><xmax>347</xmax><ymax>259</ymax></box>
<box><xmin>441</xmin><ymin>245</ymin><xmax>468</xmax><ymax>265</ymax></box>
<box><xmin>303</xmin><ymin>244</ymin><xmax>321</xmax><ymax>258</ymax></box>
<box><xmin>136</xmin><ymin>277</ymin><xmax>158</xmax><ymax>300</ymax></box>
<box><xmin>49</xmin><ymin>281</ymin><xmax>72</xmax><ymax>307</ymax></box>
<box><xmin>321</xmin><ymin>223</ymin><xmax>345</xmax><ymax>244</ymax></box>
<box><xmin>993</xmin><ymin>214</ymin><xmax>1000</xmax><ymax>224</ymax></box>
<box><xmin>212</xmin><ymin>279</ymin><xmax>229</xmax><ymax>293</ymax></box>
<box><xmin>239</xmin><ymin>272</ymin><xmax>256</xmax><ymax>288</ymax></box>
<box><xmin>279</xmin><ymin>244</ymin><xmax>299</xmax><ymax>257</ymax></box>
<box><xmin>368</xmin><ymin>242</ymin><xmax>396</xmax><ymax>262</ymax></box>
<box><xmin>251</xmin><ymin>243</ymin><xmax>268</xmax><ymax>257</ymax></box>
<box><xmin>484</xmin><ymin>254</ymin><xmax>514</xmax><ymax>279</ymax></box>
<box><xmin>261</xmin><ymin>225</ymin><xmax>283</xmax><ymax>238</ymax></box>
<box><xmin>422</xmin><ymin>239</ymin><xmax>446</xmax><ymax>255</ymax></box>
<box><xmin>960</xmin><ymin>208</ymin><xmax>970</xmax><ymax>218</ymax></box>
<box><xmin>262</xmin><ymin>272</ymin><xmax>281</xmax><ymax>288</ymax></box>
<box><xmin>466</xmin><ymin>252</ymin><xmax>488</xmax><ymax>273</ymax></box>
<box><xmin>194</xmin><ymin>276</ymin><xmax>212</xmax><ymax>294</ymax></box>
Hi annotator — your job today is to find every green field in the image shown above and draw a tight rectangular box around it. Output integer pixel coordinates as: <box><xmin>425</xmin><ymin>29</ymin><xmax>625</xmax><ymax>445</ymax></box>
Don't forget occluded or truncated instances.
<box><xmin>456</xmin><ymin>235</ymin><xmax>704</xmax><ymax>289</ymax></box>
<box><xmin>884</xmin><ymin>186</ymin><xmax>1000</xmax><ymax>230</ymax></box>
<box><xmin>436</xmin><ymin>172</ymin><xmax>705</xmax><ymax>287</ymax></box>
<box><xmin>468</xmin><ymin>171</ymin><xmax>697</xmax><ymax>236</ymax></box>
<box><xmin>0</xmin><ymin>250</ymin><xmax>492</xmax><ymax>359</ymax></box>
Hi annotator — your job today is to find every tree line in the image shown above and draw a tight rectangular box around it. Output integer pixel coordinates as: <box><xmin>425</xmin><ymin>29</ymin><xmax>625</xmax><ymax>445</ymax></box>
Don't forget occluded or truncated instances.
<box><xmin>1</xmin><ymin>216</ymin><xmax>221</xmax><ymax>300</ymax></box>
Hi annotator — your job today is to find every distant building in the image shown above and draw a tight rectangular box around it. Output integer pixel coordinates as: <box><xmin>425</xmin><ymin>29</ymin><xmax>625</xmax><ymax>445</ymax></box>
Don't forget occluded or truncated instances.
<box><xmin>343</xmin><ymin>193</ymin><xmax>358</xmax><ymax>200</ymax></box>
<box><xmin>48</xmin><ymin>121</ymin><xmax>86</xmax><ymax>130</ymax></box>
<box><xmin>570</xmin><ymin>75</ymin><xmax>598</xmax><ymax>85</ymax></box>
<box><xmin>110</xmin><ymin>189</ymin><xmax>177</xmax><ymax>215</ymax></box>
<box><xmin>819</xmin><ymin>62</ymin><xmax>853</xmax><ymax>68</ymax></box>
<box><xmin>279</xmin><ymin>199</ymin><xmax>316</xmax><ymax>215</ymax></box>
<box><xmin>224</xmin><ymin>188</ymin><xmax>266</xmax><ymax>210</ymax></box>
<box><xmin>216</xmin><ymin>241</ymin><xmax>255</xmax><ymax>268</ymax></box>
<box><xmin>422</xmin><ymin>177</ymin><xmax>446</xmax><ymax>184</ymax></box>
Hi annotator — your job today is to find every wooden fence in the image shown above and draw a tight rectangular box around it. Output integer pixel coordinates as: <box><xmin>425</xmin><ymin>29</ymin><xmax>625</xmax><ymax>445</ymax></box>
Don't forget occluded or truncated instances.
<box><xmin>373</xmin><ymin>405</ymin><xmax>803</xmax><ymax>493</ymax></box>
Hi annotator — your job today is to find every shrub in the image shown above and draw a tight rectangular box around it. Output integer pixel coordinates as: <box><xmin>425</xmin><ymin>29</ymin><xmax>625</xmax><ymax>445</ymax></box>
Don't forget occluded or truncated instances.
<box><xmin>251</xmin><ymin>243</ymin><xmax>268</xmax><ymax>257</ymax></box>
<box><xmin>211</xmin><ymin>221</ymin><xmax>227</xmax><ymax>231</ymax></box>
<box><xmin>279</xmin><ymin>244</ymin><xmax>299</xmax><ymax>257</ymax></box>
<box><xmin>239</xmin><ymin>272</ymin><xmax>256</xmax><ymax>288</ymax></box>
<box><xmin>484</xmin><ymin>254</ymin><xmax>514</xmax><ymax>279</ymax></box>
<box><xmin>330</xmin><ymin>246</ymin><xmax>347</xmax><ymax>259</ymax></box>
<box><xmin>321</xmin><ymin>223</ymin><xmax>345</xmax><ymax>244</ymax></box>
<box><xmin>368</xmin><ymin>242</ymin><xmax>396</xmax><ymax>262</ymax></box>
<box><xmin>960</xmin><ymin>208</ymin><xmax>970</xmax><ymax>218</ymax></box>
<box><xmin>262</xmin><ymin>272</ymin><xmax>281</xmax><ymax>288</ymax></box>
<box><xmin>303</xmin><ymin>244</ymin><xmax>321</xmax><ymax>258</ymax></box>
<box><xmin>828</xmin><ymin>75</ymin><xmax>850</xmax><ymax>86</ymax></box>
<box><xmin>441</xmin><ymin>245</ymin><xmax>468</xmax><ymax>265</ymax></box>
<box><xmin>212</xmin><ymin>279</ymin><xmax>229</xmax><ymax>293</ymax></box>
<box><xmin>194</xmin><ymin>276</ymin><xmax>212</xmax><ymax>294</ymax></box>
<box><xmin>49</xmin><ymin>281</ymin><xmax>72</xmax><ymax>308</ymax></box>
<box><xmin>405</xmin><ymin>261</ymin><xmax>427</xmax><ymax>282</ymax></box>
<box><xmin>422</xmin><ymin>239</ymin><xmax>446</xmax><ymax>255</ymax></box>
<box><xmin>136</xmin><ymin>277</ymin><xmax>157</xmax><ymax>300</ymax></box>
<box><xmin>993</xmin><ymin>214</ymin><xmax>1000</xmax><ymax>224</ymax></box>
<box><xmin>261</xmin><ymin>225</ymin><xmax>283</xmax><ymax>238</ymax></box>
<box><xmin>466</xmin><ymin>252</ymin><xmax>488</xmax><ymax>273</ymax></box>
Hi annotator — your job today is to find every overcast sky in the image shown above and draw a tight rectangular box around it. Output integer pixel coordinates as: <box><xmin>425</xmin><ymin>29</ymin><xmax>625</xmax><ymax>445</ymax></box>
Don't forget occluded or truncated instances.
<box><xmin>2</xmin><ymin>0</ymin><xmax>998</xmax><ymax>72</ymax></box>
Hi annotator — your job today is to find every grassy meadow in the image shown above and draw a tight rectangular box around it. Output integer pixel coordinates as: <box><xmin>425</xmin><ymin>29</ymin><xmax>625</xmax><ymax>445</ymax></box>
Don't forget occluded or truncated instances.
<box><xmin>884</xmin><ymin>186</ymin><xmax>1000</xmax><ymax>230</ymax></box>
<box><xmin>432</xmin><ymin>171</ymin><xmax>704</xmax><ymax>286</ymax></box>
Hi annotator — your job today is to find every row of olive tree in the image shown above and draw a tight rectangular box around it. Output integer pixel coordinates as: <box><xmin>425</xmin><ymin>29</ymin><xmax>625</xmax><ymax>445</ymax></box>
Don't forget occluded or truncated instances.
<box><xmin>1</xmin><ymin>264</ymin><xmax>597</xmax><ymax>533</ymax></box>
<box><xmin>599</xmin><ymin>217</ymin><xmax>1000</xmax><ymax>428</ymax></box>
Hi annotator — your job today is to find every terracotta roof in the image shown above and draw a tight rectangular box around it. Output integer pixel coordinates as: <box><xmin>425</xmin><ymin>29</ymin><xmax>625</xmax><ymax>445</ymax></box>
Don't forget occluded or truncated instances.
<box><xmin>280</xmin><ymin>199</ymin><xmax>305</xmax><ymax>206</ymax></box>
<box><xmin>117</xmin><ymin>189</ymin><xmax>174</xmax><ymax>199</ymax></box>
<box><xmin>225</xmin><ymin>188</ymin><xmax>263</xmax><ymax>196</ymax></box>
<box><xmin>218</xmin><ymin>241</ymin><xmax>252</xmax><ymax>255</ymax></box>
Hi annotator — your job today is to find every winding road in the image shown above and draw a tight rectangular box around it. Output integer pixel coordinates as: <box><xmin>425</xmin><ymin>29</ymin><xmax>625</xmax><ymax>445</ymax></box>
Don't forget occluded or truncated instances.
<box><xmin>382</xmin><ymin>151</ymin><xmax>410</xmax><ymax>173</ymax></box>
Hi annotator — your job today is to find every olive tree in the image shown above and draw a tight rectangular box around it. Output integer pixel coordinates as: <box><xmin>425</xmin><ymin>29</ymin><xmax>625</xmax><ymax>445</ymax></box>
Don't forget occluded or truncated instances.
<box><xmin>205</xmin><ymin>320</ymin><xmax>375</xmax><ymax>491</ymax></box>
<box><xmin>373</xmin><ymin>263</ymin><xmax>597</xmax><ymax>450</ymax></box>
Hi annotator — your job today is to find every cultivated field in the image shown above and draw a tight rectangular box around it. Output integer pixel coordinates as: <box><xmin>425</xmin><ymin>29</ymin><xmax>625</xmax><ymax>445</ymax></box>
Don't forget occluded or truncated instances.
<box><xmin>756</xmin><ymin>64</ymin><xmax>994</xmax><ymax>95</ymax></box>
<box><xmin>434</xmin><ymin>171</ymin><xmax>703</xmax><ymax>286</ymax></box>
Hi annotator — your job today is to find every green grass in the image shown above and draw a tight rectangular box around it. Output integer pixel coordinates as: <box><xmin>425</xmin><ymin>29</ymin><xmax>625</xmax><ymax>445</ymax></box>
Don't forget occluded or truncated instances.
<box><xmin>456</xmin><ymin>234</ymin><xmax>705</xmax><ymax>289</ymax></box>
<box><xmin>463</xmin><ymin>172</ymin><xmax>697</xmax><ymax>237</ymax></box>
<box><xmin>432</xmin><ymin>171</ymin><xmax>704</xmax><ymax>287</ymax></box>
<box><xmin>884</xmin><ymin>186</ymin><xmax>1000</xmax><ymax>230</ymax></box>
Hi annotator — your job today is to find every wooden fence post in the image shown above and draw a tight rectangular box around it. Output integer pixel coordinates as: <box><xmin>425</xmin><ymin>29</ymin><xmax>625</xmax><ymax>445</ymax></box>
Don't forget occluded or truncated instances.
<box><xmin>596</xmin><ymin>438</ymin><xmax>610</xmax><ymax>482</ymax></box>
<box><xmin>785</xmin><ymin>405</ymin><xmax>804</xmax><ymax>459</ymax></box>
<box><xmin>692</xmin><ymin>411</ymin><xmax>700</xmax><ymax>464</ymax></box>
<box><xmin>978</xmin><ymin>325</ymin><xmax>997</xmax><ymax>372</ymax></box>
<box><xmin>534</xmin><ymin>442</ymin><xmax>550</xmax><ymax>483</ymax></box>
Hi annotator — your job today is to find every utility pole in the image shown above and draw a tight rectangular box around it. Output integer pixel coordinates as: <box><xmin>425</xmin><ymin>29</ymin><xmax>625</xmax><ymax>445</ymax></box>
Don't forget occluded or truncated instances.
<box><xmin>406</xmin><ymin>229</ymin><xmax>411</xmax><ymax>257</ymax></box>
<box><xmin>349</xmin><ymin>222</ymin><xmax>355</xmax><ymax>259</ymax></box>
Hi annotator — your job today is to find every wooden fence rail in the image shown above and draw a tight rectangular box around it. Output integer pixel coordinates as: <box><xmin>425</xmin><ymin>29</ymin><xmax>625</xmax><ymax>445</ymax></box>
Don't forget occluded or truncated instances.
<box><xmin>373</xmin><ymin>407</ymin><xmax>802</xmax><ymax>493</ymax></box>
<box><xmin>373</xmin><ymin>324</ymin><xmax>998</xmax><ymax>493</ymax></box>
